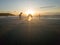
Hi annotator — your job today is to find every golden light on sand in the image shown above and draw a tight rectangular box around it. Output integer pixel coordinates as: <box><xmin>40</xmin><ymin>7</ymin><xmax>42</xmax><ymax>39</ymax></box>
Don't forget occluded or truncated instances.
<box><xmin>25</xmin><ymin>9</ymin><xmax>34</xmax><ymax>16</ymax></box>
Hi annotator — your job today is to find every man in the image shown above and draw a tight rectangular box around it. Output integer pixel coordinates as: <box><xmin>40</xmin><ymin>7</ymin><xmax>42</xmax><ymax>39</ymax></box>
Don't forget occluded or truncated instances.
<box><xmin>19</xmin><ymin>12</ymin><xmax>22</xmax><ymax>19</ymax></box>
<box><xmin>39</xmin><ymin>14</ymin><xmax>40</xmax><ymax>19</ymax></box>
<box><xmin>27</xmin><ymin>14</ymin><xmax>33</xmax><ymax>18</ymax></box>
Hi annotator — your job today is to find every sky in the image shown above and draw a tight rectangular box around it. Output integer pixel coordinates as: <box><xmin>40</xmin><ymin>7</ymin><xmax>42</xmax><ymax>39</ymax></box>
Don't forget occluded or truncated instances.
<box><xmin>0</xmin><ymin>0</ymin><xmax>60</xmax><ymax>15</ymax></box>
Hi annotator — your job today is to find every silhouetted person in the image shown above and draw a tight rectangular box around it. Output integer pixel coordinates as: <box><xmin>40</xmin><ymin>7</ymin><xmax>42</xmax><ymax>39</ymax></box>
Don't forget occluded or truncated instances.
<box><xmin>39</xmin><ymin>14</ymin><xmax>40</xmax><ymax>19</ymax></box>
<box><xmin>19</xmin><ymin>12</ymin><xmax>23</xmax><ymax>19</ymax></box>
<box><xmin>27</xmin><ymin>14</ymin><xmax>33</xmax><ymax>18</ymax></box>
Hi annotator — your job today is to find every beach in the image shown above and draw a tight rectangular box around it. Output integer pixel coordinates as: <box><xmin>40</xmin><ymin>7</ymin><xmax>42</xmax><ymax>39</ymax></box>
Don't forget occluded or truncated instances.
<box><xmin>0</xmin><ymin>16</ymin><xmax>60</xmax><ymax>45</ymax></box>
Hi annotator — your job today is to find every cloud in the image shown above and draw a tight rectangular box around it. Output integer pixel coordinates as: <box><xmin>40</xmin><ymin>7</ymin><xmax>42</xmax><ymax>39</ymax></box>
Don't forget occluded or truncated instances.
<box><xmin>40</xmin><ymin>5</ymin><xmax>56</xmax><ymax>9</ymax></box>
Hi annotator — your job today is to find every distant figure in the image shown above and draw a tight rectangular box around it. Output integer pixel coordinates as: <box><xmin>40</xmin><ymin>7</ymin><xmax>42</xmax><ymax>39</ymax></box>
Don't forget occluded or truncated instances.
<box><xmin>27</xmin><ymin>14</ymin><xmax>33</xmax><ymax>18</ymax></box>
<box><xmin>39</xmin><ymin>14</ymin><xmax>40</xmax><ymax>19</ymax></box>
<box><xmin>19</xmin><ymin>12</ymin><xmax>23</xmax><ymax>19</ymax></box>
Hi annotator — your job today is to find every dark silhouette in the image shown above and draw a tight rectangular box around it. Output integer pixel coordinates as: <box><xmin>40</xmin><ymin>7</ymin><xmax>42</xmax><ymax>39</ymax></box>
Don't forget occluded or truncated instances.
<box><xmin>39</xmin><ymin>14</ymin><xmax>40</xmax><ymax>19</ymax></box>
<box><xmin>19</xmin><ymin>12</ymin><xmax>23</xmax><ymax>19</ymax></box>
<box><xmin>27</xmin><ymin>14</ymin><xmax>33</xmax><ymax>18</ymax></box>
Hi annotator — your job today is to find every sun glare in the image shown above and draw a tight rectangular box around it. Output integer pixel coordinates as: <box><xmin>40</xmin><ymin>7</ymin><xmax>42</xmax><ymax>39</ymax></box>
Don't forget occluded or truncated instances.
<box><xmin>25</xmin><ymin>9</ymin><xmax>34</xmax><ymax>16</ymax></box>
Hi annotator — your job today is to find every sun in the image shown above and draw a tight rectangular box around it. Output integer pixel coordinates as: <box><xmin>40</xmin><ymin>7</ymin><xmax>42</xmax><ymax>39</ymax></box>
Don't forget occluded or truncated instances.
<box><xmin>25</xmin><ymin>9</ymin><xmax>34</xmax><ymax>16</ymax></box>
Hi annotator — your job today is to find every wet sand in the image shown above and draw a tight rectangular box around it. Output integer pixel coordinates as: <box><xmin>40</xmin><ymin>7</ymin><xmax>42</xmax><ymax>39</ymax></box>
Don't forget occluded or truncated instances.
<box><xmin>0</xmin><ymin>16</ymin><xmax>60</xmax><ymax>45</ymax></box>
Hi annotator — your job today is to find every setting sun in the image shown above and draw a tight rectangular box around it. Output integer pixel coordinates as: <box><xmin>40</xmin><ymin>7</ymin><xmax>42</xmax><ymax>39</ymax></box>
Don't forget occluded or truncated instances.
<box><xmin>25</xmin><ymin>9</ymin><xmax>34</xmax><ymax>16</ymax></box>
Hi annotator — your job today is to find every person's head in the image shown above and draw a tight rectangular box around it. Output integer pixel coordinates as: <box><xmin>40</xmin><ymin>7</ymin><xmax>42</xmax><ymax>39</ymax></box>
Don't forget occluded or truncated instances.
<box><xmin>28</xmin><ymin>14</ymin><xmax>32</xmax><ymax>16</ymax></box>
<box><xmin>20</xmin><ymin>12</ymin><xmax>22</xmax><ymax>14</ymax></box>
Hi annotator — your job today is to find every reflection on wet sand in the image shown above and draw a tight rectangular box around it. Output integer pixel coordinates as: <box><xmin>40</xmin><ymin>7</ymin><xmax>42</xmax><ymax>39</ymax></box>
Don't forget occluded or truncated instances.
<box><xmin>0</xmin><ymin>16</ymin><xmax>60</xmax><ymax>45</ymax></box>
